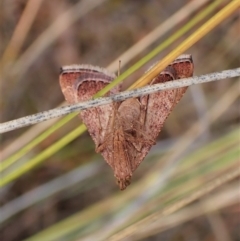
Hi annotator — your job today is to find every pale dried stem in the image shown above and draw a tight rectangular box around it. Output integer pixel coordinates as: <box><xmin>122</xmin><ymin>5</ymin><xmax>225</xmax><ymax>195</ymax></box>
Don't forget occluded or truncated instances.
<box><xmin>0</xmin><ymin>68</ymin><xmax>239</xmax><ymax>134</ymax></box>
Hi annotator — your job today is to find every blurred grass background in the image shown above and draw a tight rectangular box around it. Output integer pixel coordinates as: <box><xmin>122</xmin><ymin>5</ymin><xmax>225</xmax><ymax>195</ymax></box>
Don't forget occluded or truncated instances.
<box><xmin>0</xmin><ymin>0</ymin><xmax>239</xmax><ymax>240</ymax></box>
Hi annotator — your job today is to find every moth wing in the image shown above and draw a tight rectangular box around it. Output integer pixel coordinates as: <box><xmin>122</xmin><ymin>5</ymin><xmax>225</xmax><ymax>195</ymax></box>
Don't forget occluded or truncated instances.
<box><xmin>134</xmin><ymin>55</ymin><xmax>194</xmax><ymax>168</ymax></box>
<box><xmin>59</xmin><ymin>65</ymin><xmax>120</xmax><ymax>147</ymax></box>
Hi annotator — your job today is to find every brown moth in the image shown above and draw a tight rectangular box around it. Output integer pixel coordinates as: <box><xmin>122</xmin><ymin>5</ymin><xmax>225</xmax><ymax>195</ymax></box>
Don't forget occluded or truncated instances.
<box><xmin>59</xmin><ymin>54</ymin><xmax>194</xmax><ymax>190</ymax></box>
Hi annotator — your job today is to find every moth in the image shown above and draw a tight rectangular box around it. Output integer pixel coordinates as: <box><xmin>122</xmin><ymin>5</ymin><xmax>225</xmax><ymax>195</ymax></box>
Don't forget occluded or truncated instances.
<box><xmin>59</xmin><ymin>54</ymin><xmax>194</xmax><ymax>190</ymax></box>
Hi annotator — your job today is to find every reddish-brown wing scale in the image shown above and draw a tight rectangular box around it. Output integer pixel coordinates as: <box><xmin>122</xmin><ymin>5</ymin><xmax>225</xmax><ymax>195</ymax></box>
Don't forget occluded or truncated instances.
<box><xmin>59</xmin><ymin>65</ymin><xmax>120</xmax><ymax>148</ymax></box>
<box><xmin>135</xmin><ymin>54</ymin><xmax>194</xmax><ymax>168</ymax></box>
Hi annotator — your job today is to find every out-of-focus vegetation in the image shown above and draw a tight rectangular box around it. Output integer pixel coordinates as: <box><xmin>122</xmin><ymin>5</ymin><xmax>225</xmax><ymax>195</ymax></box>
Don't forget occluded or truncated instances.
<box><xmin>0</xmin><ymin>0</ymin><xmax>239</xmax><ymax>240</ymax></box>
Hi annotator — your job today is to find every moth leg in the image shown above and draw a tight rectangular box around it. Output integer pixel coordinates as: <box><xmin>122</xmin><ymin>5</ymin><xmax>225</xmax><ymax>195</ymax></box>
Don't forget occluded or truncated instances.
<box><xmin>139</xmin><ymin>95</ymin><xmax>149</xmax><ymax>127</ymax></box>
<box><xmin>95</xmin><ymin>130</ymin><xmax>116</xmax><ymax>178</ymax></box>
<box><xmin>126</xmin><ymin>127</ymin><xmax>155</xmax><ymax>152</ymax></box>
<box><xmin>137</xmin><ymin>103</ymin><xmax>157</xmax><ymax>150</ymax></box>
<box><xmin>96</xmin><ymin>136</ymin><xmax>108</xmax><ymax>153</ymax></box>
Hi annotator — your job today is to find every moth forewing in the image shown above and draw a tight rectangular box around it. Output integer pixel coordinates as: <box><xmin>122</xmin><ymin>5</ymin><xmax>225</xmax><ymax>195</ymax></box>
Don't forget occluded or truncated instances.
<box><xmin>59</xmin><ymin>65</ymin><xmax>120</xmax><ymax>147</ymax></box>
<box><xmin>135</xmin><ymin>54</ymin><xmax>194</xmax><ymax>168</ymax></box>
